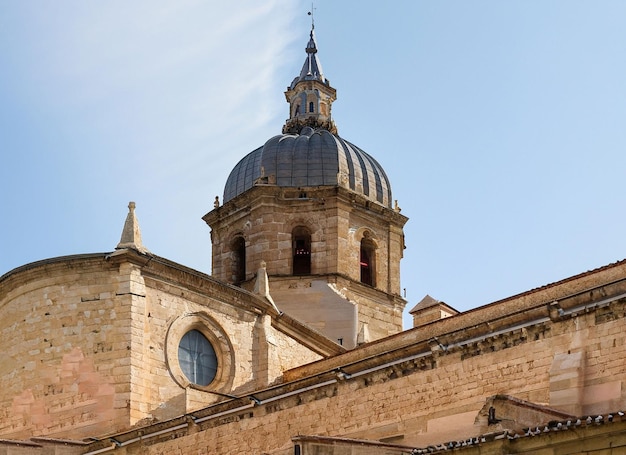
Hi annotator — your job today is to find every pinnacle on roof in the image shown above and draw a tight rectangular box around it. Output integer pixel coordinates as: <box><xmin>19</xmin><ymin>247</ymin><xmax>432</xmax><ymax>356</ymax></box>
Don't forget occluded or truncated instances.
<box><xmin>290</xmin><ymin>26</ymin><xmax>327</xmax><ymax>89</ymax></box>
<box><xmin>116</xmin><ymin>201</ymin><xmax>149</xmax><ymax>254</ymax></box>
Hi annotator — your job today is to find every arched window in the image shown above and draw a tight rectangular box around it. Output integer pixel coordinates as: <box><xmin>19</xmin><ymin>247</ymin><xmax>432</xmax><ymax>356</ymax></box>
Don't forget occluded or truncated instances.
<box><xmin>309</xmin><ymin>101</ymin><xmax>315</xmax><ymax>113</ymax></box>
<box><xmin>292</xmin><ymin>226</ymin><xmax>311</xmax><ymax>275</ymax></box>
<box><xmin>360</xmin><ymin>234</ymin><xmax>376</xmax><ymax>286</ymax></box>
<box><xmin>232</xmin><ymin>236</ymin><xmax>246</xmax><ymax>283</ymax></box>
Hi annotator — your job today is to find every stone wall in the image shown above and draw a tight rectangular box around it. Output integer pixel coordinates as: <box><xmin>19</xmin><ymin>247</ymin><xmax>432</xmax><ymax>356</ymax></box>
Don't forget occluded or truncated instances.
<box><xmin>2</xmin><ymin>260</ymin><xmax>626</xmax><ymax>453</ymax></box>
<box><xmin>0</xmin><ymin>251</ymin><xmax>324</xmax><ymax>440</ymax></box>
<box><xmin>204</xmin><ymin>186</ymin><xmax>407</xmax><ymax>345</ymax></box>
<box><xmin>205</xmin><ymin>186</ymin><xmax>407</xmax><ymax>295</ymax></box>
<box><xmin>0</xmin><ymin>255</ymin><xmax>132</xmax><ymax>439</ymax></box>
<box><xmin>269</xmin><ymin>276</ymin><xmax>404</xmax><ymax>348</ymax></box>
<box><xmin>61</xmin><ymin>260</ymin><xmax>626</xmax><ymax>454</ymax></box>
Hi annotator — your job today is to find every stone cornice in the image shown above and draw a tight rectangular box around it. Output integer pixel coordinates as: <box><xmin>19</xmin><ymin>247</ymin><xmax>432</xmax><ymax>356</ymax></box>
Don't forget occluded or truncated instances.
<box><xmin>0</xmin><ymin>253</ymin><xmax>114</xmax><ymax>301</ymax></box>
<box><xmin>203</xmin><ymin>185</ymin><xmax>408</xmax><ymax>229</ymax></box>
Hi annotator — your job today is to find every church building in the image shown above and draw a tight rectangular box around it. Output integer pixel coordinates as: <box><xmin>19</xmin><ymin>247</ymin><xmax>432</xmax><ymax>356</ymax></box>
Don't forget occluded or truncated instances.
<box><xmin>1</xmin><ymin>26</ymin><xmax>625</xmax><ymax>455</ymax></box>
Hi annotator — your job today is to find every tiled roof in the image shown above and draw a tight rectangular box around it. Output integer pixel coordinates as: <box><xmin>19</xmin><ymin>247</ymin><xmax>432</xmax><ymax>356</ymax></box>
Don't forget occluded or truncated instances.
<box><xmin>409</xmin><ymin>411</ymin><xmax>626</xmax><ymax>454</ymax></box>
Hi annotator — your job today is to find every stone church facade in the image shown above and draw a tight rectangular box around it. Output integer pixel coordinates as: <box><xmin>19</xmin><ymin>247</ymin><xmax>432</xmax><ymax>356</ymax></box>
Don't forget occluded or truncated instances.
<box><xmin>1</xmin><ymin>27</ymin><xmax>625</xmax><ymax>455</ymax></box>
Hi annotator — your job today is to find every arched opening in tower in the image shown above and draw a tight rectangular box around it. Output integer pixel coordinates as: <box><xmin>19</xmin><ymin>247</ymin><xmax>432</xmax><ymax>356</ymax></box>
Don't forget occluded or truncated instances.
<box><xmin>292</xmin><ymin>226</ymin><xmax>311</xmax><ymax>275</ymax></box>
<box><xmin>232</xmin><ymin>236</ymin><xmax>246</xmax><ymax>284</ymax></box>
<box><xmin>360</xmin><ymin>238</ymin><xmax>376</xmax><ymax>287</ymax></box>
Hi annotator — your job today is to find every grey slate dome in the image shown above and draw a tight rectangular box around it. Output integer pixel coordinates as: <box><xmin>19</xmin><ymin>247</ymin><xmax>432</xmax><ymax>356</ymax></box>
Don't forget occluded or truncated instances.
<box><xmin>223</xmin><ymin>127</ymin><xmax>393</xmax><ymax>208</ymax></box>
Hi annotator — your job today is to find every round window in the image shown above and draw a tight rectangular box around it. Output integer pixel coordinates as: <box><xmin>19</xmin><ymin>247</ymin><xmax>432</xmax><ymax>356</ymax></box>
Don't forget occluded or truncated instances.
<box><xmin>166</xmin><ymin>313</ymin><xmax>234</xmax><ymax>391</ymax></box>
<box><xmin>178</xmin><ymin>329</ymin><xmax>218</xmax><ymax>386</ymax></box>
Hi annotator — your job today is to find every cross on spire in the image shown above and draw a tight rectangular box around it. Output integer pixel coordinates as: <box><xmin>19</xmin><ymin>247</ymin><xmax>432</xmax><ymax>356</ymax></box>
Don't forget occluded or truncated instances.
<box><xmin>308</xmin><ymin>3</ymin><xmax>316</xmax><ymax>29</ymax></box>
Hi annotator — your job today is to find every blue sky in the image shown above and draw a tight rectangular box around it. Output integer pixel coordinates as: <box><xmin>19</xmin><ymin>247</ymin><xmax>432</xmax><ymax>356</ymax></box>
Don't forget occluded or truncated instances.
<box><xmin>1</xmin><ymin>1</ymin><xmax>626</xmax><ymax>328</ymax></box>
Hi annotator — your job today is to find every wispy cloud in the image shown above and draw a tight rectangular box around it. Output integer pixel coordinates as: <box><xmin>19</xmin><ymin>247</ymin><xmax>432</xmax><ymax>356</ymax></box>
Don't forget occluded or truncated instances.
<box><xmin>0</xmin><ymin>0</ymin><xmax>304</xmax><ymax>271</ymax></box>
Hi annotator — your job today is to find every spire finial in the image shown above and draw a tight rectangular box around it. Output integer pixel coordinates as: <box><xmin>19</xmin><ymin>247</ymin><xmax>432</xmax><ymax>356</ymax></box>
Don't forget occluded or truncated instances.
<box><xmin>283</xmin><ymin>6</ymin><xmax>337</xmax><ymax>135</ymax></box>
<box><xmin>308</xmin><ymin>3</ymin><xmax>315</xmax><ymax>30</ymax></box>
<box><xmin>116</xmin><ymin>201</ymin><xmax>149</xmax><ymax>253</ymax></box>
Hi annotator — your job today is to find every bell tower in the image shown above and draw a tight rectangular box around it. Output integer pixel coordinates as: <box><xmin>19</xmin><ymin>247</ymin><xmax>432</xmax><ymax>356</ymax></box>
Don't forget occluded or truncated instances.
<box><xmin>204</xmin><ymin>27</ymin><xmax>408</xmax><ymax>349</ymax></box>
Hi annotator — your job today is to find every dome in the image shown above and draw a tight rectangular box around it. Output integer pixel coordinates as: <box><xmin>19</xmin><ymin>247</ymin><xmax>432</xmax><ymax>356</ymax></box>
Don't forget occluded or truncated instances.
<box><xmin>223</xmin><ymin>127</ymin><xmax>393</xmax><ymax>208</ymax></box>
